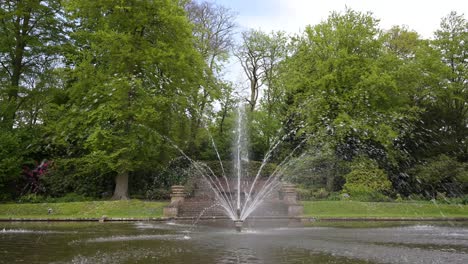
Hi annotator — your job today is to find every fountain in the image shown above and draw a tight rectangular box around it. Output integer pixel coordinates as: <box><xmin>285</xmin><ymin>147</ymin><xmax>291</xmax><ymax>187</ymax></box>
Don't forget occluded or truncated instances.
<box><xmin>163</xmin><ymin>102</ymin><xmax>305</xmax><ymax>231</ymax></box>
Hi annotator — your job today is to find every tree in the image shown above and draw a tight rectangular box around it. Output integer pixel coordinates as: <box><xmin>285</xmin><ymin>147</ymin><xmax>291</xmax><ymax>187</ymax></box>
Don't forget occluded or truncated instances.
<box><xmin>235</xmin><ymin>30</ymin><xmax>267</xmax><ymax>112</ymax></box>
<box><xmin>51</xmin><ymin>0</ymin><xmax>205</xmax><ymax>199</ymax></box>
<box><xmin>0</xmin><ymin>0</ymin><xmax>64</xmax><ymax>129</ymax></box>
<box><xmin>185</xmin><ymin>0</ymin><xmax>236</xmax><ymax>155</ymax></box>
<box><xmin>235</xmin><ymin>30</ymin><xmax>288</xmax><ymax>158</ymax></box>
<box><xmin>0</xmin><ymin>0</ymin><xmax>65</xmax><ymax>200</ymax></box>
<box><xmin>431</xmin><ymin>11</ymin><xmax>468</xmax><ymax>161</ymax></box>
<box><xmin>279</xmin><ymin>9</ymin><xmax>418</xmax><ymax>163</ymax></box>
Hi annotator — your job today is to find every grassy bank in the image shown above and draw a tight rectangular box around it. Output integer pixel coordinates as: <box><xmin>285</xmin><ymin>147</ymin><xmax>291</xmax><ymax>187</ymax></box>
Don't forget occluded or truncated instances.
<box><xmin>0</xmin><ymin>200</ymin><xmax>168</xmax><ymax>219</ymax></box>
<box><xmin>0</xmin><ymin>200</ymin><xmax>467</xmax><ymax>220</ymax></box>
<box><xmin>302</xmin><ymin>201</ymin><xmax>468</xmax><ymax>218</ymax></box>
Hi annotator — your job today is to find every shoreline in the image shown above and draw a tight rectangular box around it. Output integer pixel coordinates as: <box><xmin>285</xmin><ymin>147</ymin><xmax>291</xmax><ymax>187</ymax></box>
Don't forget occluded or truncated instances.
<box><xmin>1</xmin><ymin>216</ymin><xmax>468</xmax><ymax>222</ymax></box>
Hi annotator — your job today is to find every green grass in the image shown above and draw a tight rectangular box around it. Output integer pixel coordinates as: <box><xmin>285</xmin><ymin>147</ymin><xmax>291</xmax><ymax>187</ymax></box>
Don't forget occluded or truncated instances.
<box><xmin>1</xmin><ymin>200</ymin><xmax>467</xmax><ymax>220</ymax></box>
<box><xmin>0</xmin><ymin>200</ymin><xmax>169</xmax><ymax>219</ymax></box>
<box><xmin>302</xmin><ymin>201</ymin><xmax>468</xmax><ymax>218</ymax></box>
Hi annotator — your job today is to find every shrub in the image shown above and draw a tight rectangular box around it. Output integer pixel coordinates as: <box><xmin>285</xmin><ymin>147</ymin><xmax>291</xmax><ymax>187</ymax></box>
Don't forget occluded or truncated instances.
<box><xmin>411</xmin><ymin>155</ymin><xmax>468</xmax><ymax>198</ymax></box>
<box><xmin>327</xmin><ymin>192</ymin><xmax>343</xmax><ymax>201</ymax></box>
<box><xmin>52</xmin><ymin>193</ymin><xmax>92</xmax><ymax>203</ymax></box>
<box><xmin>145</xmin><ymin>188</ymin><xmax>170</xmax><ymax>200</ymax></box>
<box><xmin>342</xmin><ymin>157</ymin><xmax>392</xmax><ymax>201</ymax></box>
<box><xmin>18</xmin><ymin>193</ymin><xmax>47</xmax><ymax>203</ymax></box>
<box><xmin>313</xmin><ymin>188</ymin><xmax>329</xmax><ymax>199</ymax></box>
<box><xmin>296</xmin><ymin>187</ymin><xmax>314</xmax><ymax>201</ymax></box>
<box><xmin>41</xmin><ymin>159</ymin><xmax>114</xmax><ymax>198</ymax></box>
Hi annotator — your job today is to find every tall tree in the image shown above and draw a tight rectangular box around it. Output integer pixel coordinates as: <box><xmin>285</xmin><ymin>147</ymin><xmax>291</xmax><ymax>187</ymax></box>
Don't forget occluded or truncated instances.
<box><xmin>185</xmin><ymin>0</ymin><xmax>236</xmax><ymax>155</ymax></box>
<box><xmin>0</xmin><ymin>0</ymin><xmax>65</xmax><ymax>200</ymax></box>
<box><xmin>0</xmin><ymin>0</ymin><xmax>64</xmax><ymax>129</ymax></box>
<box><xmin>431</xmin><ymin>11</ymin><xmax>468</xmax><ymax>161</ymax></box>
<box><xmin>235</xmin><ymin>30</ymin><xmax>267</xmax><ymax>111</ymax></box>
<box><xmin>279</xmin><ymin>9</ymin><xmax>418</xmax><ymax>165</ymax></box>
<box><xmin>52</xmin><ymin>0</ymin><xmax>205</xmax><ymax>199</ymax></box>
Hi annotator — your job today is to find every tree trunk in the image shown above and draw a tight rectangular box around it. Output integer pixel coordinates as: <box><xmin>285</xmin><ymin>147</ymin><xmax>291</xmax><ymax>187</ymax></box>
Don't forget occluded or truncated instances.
<box><xmin>111</xmin><ymin>171</ymin><xmax>129</xmax><ymax>200</ymax></box>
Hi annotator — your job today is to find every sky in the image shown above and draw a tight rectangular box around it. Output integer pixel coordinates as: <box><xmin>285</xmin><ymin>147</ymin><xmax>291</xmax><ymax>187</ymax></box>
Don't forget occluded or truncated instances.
<box><xmin>212</xmin><ymin>0</ymin><xmax>467</xmax><ymax>89</ymax></box>
<box><xmin>214</xmin><ymin>0</ymin><xmax>467</xmax><ymax>38</ymax></box>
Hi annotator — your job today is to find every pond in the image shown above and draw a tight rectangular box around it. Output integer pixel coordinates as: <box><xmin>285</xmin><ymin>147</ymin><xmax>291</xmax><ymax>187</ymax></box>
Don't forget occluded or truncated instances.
<box><xmin>0</xmin><ymin>221</ymin><xmax>467</xmax><ymax>263</ymax></box>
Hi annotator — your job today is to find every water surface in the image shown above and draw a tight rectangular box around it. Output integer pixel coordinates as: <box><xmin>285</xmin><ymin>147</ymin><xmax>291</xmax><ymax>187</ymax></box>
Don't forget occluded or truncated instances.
<box><xmin>0</xmin><ymin>221</ymin><xmax>467</xmax><ymax>263</ymax></box>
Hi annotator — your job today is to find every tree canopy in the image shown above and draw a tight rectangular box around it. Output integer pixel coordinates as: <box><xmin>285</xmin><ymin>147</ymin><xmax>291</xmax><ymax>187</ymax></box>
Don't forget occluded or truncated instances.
<box><xmin>0</xmin><ymin>3</ymin><xmax>466</xmax><ymax>201</ymax></box>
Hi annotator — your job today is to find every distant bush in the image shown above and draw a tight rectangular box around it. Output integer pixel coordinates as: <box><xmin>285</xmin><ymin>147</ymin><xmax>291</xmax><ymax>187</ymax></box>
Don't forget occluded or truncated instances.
<box><xmin>296</xmin><ymin>187</ymin><xmax>314</xmax><ymax>200</ymax></box>
<box><xmin>51</xmin><ymin>193</ymin><xmax>92</xmax><ymax>203</ymax></box>
<box><xmin>411</xmin><ymin>155</ymin><xmax>468</xmax><ymax>198</ymax></box>
<box><xmin>145</xmin><ymin>188</ymin><xmax>170</xmax><ymax>200</ymax></box>
<box><xmin>296</xmin><ymin>187</ymin><xmax>330</xmax><ymax>201</ymax></box>
<box><xmin>326</xmin><ymin>192</ymin><xmax>343</xmax><ymax>201</ymax></box>
<box><xmin>18</xmin><ymin>193</ymin><xmax>47</xmax><ymax>203</ymax></box>
<box><xmin>17</xmin><ymin>193</ymin><xmax>93</xmax><ymax>203</ymax></box>
<box><xmin>342</xmin><ymin>157</ymin><xmax>392</xmax><ymax>201</ymax></box>
<box><xmin>41</xmin><ymin>158</ymin><xmax>114</xmax><ymax>198</ymax></box>
<box><xmin>313</xmin><ymin>188</ymin><xmax>330</xmax><ymax>199</ymax></box>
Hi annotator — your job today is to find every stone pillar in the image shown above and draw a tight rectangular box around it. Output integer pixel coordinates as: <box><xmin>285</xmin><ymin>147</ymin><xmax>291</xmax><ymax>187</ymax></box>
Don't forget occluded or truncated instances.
<box><xmin>170</xmin><ymin>185</ymin><xmax>186</xmax><ymax>204</ymax></box>
<box><xmin>281</xmin><ymin>183</ymin><xmax>303</xmax><ymax>217</ymax></box>
<box><xmin>163</xmin><ymin>185</ymin><xmax>186</xmax><ymax>218</ymax></box>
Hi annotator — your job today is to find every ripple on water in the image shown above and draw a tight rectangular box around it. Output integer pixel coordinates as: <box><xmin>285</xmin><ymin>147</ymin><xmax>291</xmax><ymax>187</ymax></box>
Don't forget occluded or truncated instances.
<box><xmin>133</xmin><ymin>222</ymin><xmax>167</xmax><ymax>229</ymax></box>
<box><xmin>85</xmin><ymin>234</ymin><xmax>188</xmax><ymax>243</ymax></box>
<box><xmin>0</xmin><ymin>228</ymin><xmax>76</xmax><ymax>234</ymax></box>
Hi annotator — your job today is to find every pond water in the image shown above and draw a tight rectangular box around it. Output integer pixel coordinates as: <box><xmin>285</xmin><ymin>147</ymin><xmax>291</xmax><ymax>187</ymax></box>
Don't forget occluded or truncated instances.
<box><xmin>0</xmin><ymin>221</ymin><xmax>467</xmax><ymax>263</ymax></box>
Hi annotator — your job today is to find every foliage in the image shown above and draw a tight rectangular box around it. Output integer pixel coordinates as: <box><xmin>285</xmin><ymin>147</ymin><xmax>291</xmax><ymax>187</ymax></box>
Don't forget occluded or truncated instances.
<box><xmin>278</xmin><ymin>9</ymin><xmax>421</xmax><ymax>169</ymax></box>
<box><xmin>342</xmin><ymin>157</ymin><xmax>393</xmax><ymax>201</ymax></box>
<box><xmin>410</xmin><ymin>155</ymin><xmax>468</xmax><ymax>197</ymax></box>
<box><xmin>21</xmin><ymin>160</ymin><xmax>51</xmax><ymax>194</ymax></box>
<box><xmin>0</xmin><ymin>131</ymin><xmax>22</xmax><ymax>200</ymax></box>
<box><xmin>144</xmin><ymin>188</ymin><xmax>171</xmax><ymax>200</ymax></box>
<box><xmin>41</xmin><ymin>158</ymin><xmax>114</xmax><ymax>198</ymax></box>
<box><xmin>17</xmin><ymin>193</ymin><xmax>47</xmax><ymax>204</ymax></box>
<box><xmin>45</xmin><ymin>0</ymin><xmax>207</xmax><ymax>199</ymax></box>
<box><xmin>0</xmin><ymin>2</ymin><xmax>466</xmax><ymax>202</ymax></box>
<box><xmin>281</xmin><ymin>146</ymin><xmax>348</xmax><ymax>191</ymax></box>
<box><xmin>17</xmin><ymin>193</ymin><xmax>92</xmax><ymax>203</ymax></box>
<box><xmin>0</xmin><ymin>0</ymin><xmax>65</xmax><ymax>129</ymax></box>
<box><xmin>296</xmin><ymin>187</ymin><xmax>329</xmax><ymax>201</ymax></box>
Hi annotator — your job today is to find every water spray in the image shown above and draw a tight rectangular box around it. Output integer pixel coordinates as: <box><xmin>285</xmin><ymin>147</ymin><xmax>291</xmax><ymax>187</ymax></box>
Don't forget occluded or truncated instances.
<box><xmin>235</xmin><ymin>208</ymin><xmax>243</xmax><ymax>232</ymax></box>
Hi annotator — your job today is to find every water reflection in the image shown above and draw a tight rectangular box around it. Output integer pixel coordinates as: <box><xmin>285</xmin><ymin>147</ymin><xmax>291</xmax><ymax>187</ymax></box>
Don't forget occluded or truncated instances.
<box><xmin>0</xmin><ymin>221</ymin><xmax>467</xmax><ymax>263</ymax></box>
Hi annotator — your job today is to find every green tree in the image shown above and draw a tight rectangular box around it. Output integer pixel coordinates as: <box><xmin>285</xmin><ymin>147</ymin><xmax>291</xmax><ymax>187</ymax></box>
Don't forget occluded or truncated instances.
<box><xmin>50</xmin><ymin>0</ymin><xmax>205</xmax><ymax>199</ymax></box>
<box><xmin>280</xmin><ymin>9</ymin><xmax>419</xmax><ymax>163</ymax></box>
<box><xmin>185</xmin><ymin>0</ymin><xmax>236</xmax><ymax>156</ymax></box>
<box><xmin>235</xmin><ymin>30</ymin><xmax>289</xmax><ymax>159</ymax></box>
<box><xmin>0</xmin><ymin>0</ymin><xmax>64</xmax><ymax>129</ymax></box>
<box><xmin>430</xmin><ymin>11</ymin><xmax>468</xmax><ymax>161</ymax></box>
<box><xmin>0</xmin><ymin>0</ymin><xmax>65</xmax><ymax>199</ymax></box>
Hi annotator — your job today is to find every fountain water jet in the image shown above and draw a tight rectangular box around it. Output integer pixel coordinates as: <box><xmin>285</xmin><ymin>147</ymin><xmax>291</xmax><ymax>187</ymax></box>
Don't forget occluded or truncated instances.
<box><xmin>160</xmin><ymin>102</ymin><xmax>307</xmax><ymax>232</ymax></box>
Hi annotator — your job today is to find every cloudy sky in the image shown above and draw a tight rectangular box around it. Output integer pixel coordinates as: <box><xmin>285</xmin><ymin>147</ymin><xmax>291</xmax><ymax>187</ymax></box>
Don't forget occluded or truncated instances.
<box><xmin>214</xmin><ymin>0</ymin><xmax>467</xmax><ymax>38</ymax></box>
<box><xmin>212</xmin><ymin>0</ymin><xmax>467</xmax><ymax>86</ymax></box>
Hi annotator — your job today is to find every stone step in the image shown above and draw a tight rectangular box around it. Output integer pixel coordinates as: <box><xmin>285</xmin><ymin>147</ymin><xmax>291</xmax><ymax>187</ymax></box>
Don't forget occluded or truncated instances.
<box><xmin>177</xmin><ymin>199</ymin><xmax>289</xmax><ymax>217</ymax></box>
